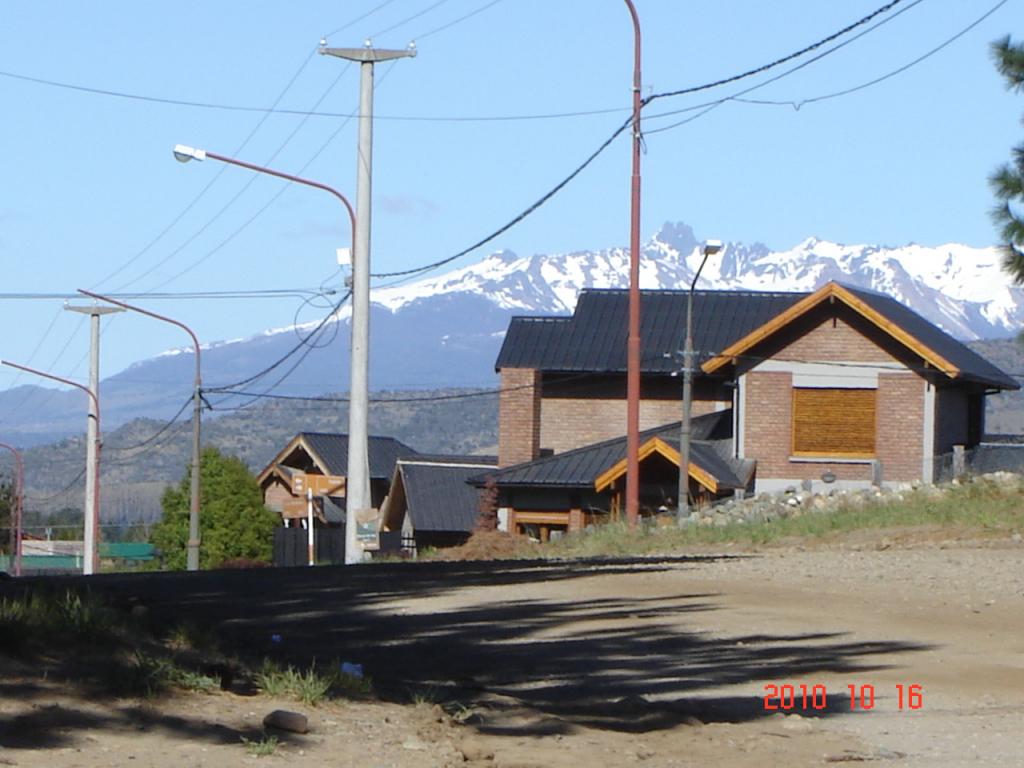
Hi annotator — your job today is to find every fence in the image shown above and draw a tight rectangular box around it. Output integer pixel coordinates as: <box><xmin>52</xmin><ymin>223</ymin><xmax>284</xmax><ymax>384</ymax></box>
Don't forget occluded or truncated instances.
<box><xmin>933</xmin><ymin>441</ymin><xmax>1024</xmax><ymax>483</ymax></box>
<box><xmin>272</xmin><ymin>526</ymin><xmax>346</xmax><ymax>568</ymax></box>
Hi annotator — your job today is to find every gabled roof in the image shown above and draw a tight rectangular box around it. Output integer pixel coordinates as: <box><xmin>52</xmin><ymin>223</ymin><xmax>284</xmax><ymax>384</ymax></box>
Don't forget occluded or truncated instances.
<box><xmin>495</xmin><ymin>283</ymin><xmax>1018</xmax><ymax>390</ymax></box>
<box><xmin>257</xmin><ymin>431</ymin><xmax>418</xmax><ymax>486</ymax></box>
<box><xmin>384</xmin><ymin>455</ymin><xmax>498</xmax><ymax>534</ymax></box>
<box><xmin>702</xmin><ymin>283</ymin><xmax>1019</xmax><ymax>389</ymax></box>
<box><xmin>475</xmin><ymin>410</ymin><xmax>750</xmax><ymax>492</ymax></box>
<box><xmin>496</xmin><ymin>288</ymin><xmax>801</xmax><ymax>374</ymax></box>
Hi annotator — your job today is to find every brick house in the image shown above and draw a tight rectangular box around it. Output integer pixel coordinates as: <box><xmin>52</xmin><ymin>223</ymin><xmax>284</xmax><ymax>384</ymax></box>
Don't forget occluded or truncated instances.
<box><xmin>487</xmin><ymin>282</ymin><xmax>1017</xmax><ymax>536</ymax></box>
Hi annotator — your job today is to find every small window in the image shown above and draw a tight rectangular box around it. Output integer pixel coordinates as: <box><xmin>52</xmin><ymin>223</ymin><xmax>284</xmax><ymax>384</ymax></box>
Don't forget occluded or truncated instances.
<box><xmin>792</xmin><ymin>387</ymin><xmax>876</xmax><ymax>458</ymax></box>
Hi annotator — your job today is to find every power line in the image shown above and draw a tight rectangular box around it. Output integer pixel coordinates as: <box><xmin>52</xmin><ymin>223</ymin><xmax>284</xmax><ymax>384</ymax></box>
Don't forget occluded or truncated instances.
<box><xmin>370</xmin><ymin>0</ymin><xmax>451</xmax><ymax>38</ymax></box>
<box><xmin>92</xmin><ymin>51</ymin><xmax>324</xmax><ymax>291</ymax></box>
<box><xmin>24</xmin><ymin>467</ymin><xmax>86</xmax><ymax>503</ymax></box>
<box><xmin>417</xmin><ymin>0</ymin><xmax>504</xmax><ymax>41</ymax></box>
<box><xmin>643</xmin><ymin>0</ymin><xmax>907</xmax><ymax>107</ymax></box>
<box><xmin>0</xmin><ymin>288</ymin><xmax>336</xmax><ymax>301</ymax></box>
<box><xmin>206</xmin><ymin>290</ymin><xmax>352</xmax><ymax>395</ymax></box>
<box><xmin>111</xmin><ymin>61</ymin><xmax>354</xmax><ymax>294</ymax></box>
<box><xmin>368</xmin><ymin>0</ymin><xmax>911</xmax><ymax>284</ymax></box>
<box><xmin>724</xmin><ymin>0</ymin><xmax>1009</xmax><ymax>112</ymax></box>
<box><xmin>0</xmin><ymin>64</ymin><xmax>632</xmax><ymax>122</ymax></box>
<box><xmin>325</xmin><ymin>0</ymin><xmax>401</xmax><ymax>38</ymax></box>
<box><xmin>105</xmin><ymin>397</ymin><xmax>194</xmax><ymax>456</ymax></box>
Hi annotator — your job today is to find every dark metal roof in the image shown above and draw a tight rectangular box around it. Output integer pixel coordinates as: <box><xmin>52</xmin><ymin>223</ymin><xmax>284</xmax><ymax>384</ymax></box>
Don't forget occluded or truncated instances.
<box><xmin>476</xmin><ymin>411</ymin><xmax>748</xmax><ymax>491</ymax></box>
<box><xmin>299</xmin><ymin>432</ymin><xmax>418</xmax><ymax>479</ymax></box>
<box><xmin>322</xmin><ymin>495</ymin><xmax>346</xmax><ymax>524</ymax></box>
<box><xmin>844</xmin><ymin>286</ymin><xmax>1019</xmax><ymax>390</ymax></box>
<box><xmin>495</xmin><ymin>288</ymin><xmax>802</xmax><ymax>373</ymax></box>
<box><xmin>399</xmin><ymin>458</ymin><xmax>498</xmax><ymax>533</ymax></box>
<box><xmin>494</xmin><ymin>285</ymin><xmax>1018</xmax><ymax>390</ymax></box>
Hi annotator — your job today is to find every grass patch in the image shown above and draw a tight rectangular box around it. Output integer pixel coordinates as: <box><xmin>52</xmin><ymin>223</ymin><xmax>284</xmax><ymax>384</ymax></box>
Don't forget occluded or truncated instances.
<box><xmin>164</xmin><ymin>621</ymin><xmax>219</xmax><ymax>653</ymax></box>
<box><xmin>122</xmin><ymin>652</ymin><xmax>219</xmax><ymax>697</ymax></box>
<box><xmin>255</xmin><ymin>659</ymin><xmax>372</xmax><ymax>705</ymax></box>
<box><xmin>0</xmin><ymin>589</ymin><xmax>126</xmax><ymax>654</ymax></box>
<box><xmin>543</xmin><ymin>478</ymin><xmax>1024</xmax><ymax>558</ymax></box>
<box><xmin>241</xmin><ymin>734</ymin><xmax>279</xmax><ymax>758</ymax></box>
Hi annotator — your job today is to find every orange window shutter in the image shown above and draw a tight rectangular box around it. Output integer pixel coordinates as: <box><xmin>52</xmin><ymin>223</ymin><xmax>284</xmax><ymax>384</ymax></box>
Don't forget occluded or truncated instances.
<box><xmin>792</xmin><ymin>388</ymin><xmax>876</xmax><ymax>457</ymax></box>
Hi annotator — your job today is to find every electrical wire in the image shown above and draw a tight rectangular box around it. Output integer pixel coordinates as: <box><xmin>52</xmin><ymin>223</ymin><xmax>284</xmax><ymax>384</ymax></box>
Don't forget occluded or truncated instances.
<box><xmin>370</xmin><ymin>0</ymin><xmax>451</xmax><ymax>38</ymax></box>
<box><xmin>24</xmin><ymin>466</ymin><xmax>86</xmax><ymax>503</ymax></box>
<box><xmin>105</xmin><ymin>396</ymin><xmax>194</xmax><ymax>455</ymax></box>
<box><xmin>112</xmin><ymin>61</ymin><xmax>354</xmax><ymax>294</ymax></box>
<box><xmin>367</xmin><ymin>0</ymin><xmax>915</xmax><ymax>283</ymax></box>
<box><xmin>205</xmin><ymin>290</ymin><xmax>352</xmax><ymax>394</ymax></box>
<box><xmin>416</xmin><ymin>0</ymin><xmax>504</xmax><ymax>41</ymax></box>
<box><xmin>644</xmin><ymin>0</ymin><xmax>907</xmax><ymax>107</ymax></box>
<box><xmin>724</xmin><ymin>0</ymin><xmax>1009</xmax><ymax>112</ymax></box>
<box><xmin>324</xmin><ymin>0</ymin><xmax>402</xmax><ymax>38</ymax></box>
<box><xmin>0</xmin><ymin>288</ymin><xmax>337</xmax><ymax>301</ymax></box>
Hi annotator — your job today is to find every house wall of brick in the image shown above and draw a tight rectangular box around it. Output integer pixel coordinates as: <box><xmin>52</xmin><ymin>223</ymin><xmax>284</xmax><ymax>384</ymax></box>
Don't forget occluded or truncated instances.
<box><xmin>539</xmin><ymin>397</ymin><xmax>725</xmax><ymax>455</ymax></box>
<box><xmin>498</xmin><ymin>368</ymin><xmax>542</xmax><ymax>467</ymax></box>
<box><xmin>876</xmin><ymin>373</ymin><xmax>924</xmax><ymax>482</ymax></box>
<box><xmin>742</xmin><ymin>310</ymin><xmax>927</xmax><ymax>488</ymax></box>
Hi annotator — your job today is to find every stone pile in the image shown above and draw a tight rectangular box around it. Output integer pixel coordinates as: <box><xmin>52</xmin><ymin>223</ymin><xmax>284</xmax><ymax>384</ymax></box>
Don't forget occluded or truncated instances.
<box><xmin>681</xmin><ymin>471</ymin><xmax>1023</xmax><ymax>528</ymax></box>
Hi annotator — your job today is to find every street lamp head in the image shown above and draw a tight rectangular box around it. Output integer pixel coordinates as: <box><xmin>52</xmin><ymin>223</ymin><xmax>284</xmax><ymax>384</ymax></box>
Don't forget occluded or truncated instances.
<box><xmin>702</xmin><ymin>239</ymin><xmax>724</xmax><ymax>257</ymax></box>
<box><xmin>172</xmin><ymin>144</ymin><xmax>206</xmax><ymax>163</ymax></box>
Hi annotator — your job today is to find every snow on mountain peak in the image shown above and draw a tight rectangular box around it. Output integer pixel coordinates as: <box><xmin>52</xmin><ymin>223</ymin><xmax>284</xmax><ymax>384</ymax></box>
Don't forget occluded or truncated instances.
<box><xmin>361</xmin><ymin>223</ymin><xmax>1023</xmax><ymax>341</ymax></box>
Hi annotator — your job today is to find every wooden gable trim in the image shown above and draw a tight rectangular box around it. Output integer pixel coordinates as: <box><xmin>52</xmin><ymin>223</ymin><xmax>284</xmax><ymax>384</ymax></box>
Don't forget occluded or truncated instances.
<box><xmin>701</xmin><ymin>282</ymin><xmax>959</xmax><ymax>378</ymax></box>
<box><xmin>595</xmin><ymin>437</ymin><xmax>719</xmax><ymax>494</ymax></box>
<box><xmin>259</xmin><ymin>465</ymin><xmax>297</xmax><ymax>492</ymax></box>
<box><xmin>256</xmin><ymin>434</ymin><xmax>335</xmax><ymax>486</ymax></box>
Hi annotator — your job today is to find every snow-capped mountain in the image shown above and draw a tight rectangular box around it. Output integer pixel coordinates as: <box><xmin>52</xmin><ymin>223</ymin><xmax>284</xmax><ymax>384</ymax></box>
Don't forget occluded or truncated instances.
<box><xmin>363</xmin><ymin>221</ymin><xmax>1024</xmax><ymax>341</ymax></box>
<box><xmin>2</xmin><ymin>222</ymin><xmax>1021</xmax><ymax>445</ymax></box>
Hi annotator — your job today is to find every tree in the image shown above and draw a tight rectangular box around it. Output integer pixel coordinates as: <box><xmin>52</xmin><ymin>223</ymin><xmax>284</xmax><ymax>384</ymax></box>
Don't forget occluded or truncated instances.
<box><xmin>150</xmin><ymin>446</ymin><xmax>278</xmax><ymax>570</ymax></box>
<box><xmin>990</xmin><ymin>35</ymin><xmax>1024</xmax><ymax>281</ymax></box>
<box><xmin>474</xmin><ymin>475</ymin><xmax>499</xmax><ymax>532</ymax></box>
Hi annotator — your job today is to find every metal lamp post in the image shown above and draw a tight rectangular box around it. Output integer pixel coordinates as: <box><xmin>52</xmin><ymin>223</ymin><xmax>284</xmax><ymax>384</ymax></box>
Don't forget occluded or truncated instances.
<box><xmin>1</xmin><ymin>361</ymin><xmax>100</xmax><ymax>574</ymax></box>
<box><xmin>678</xmin><ymin>240</ymin><xmax>723</xmax><ymax>520</ymax></box>
<box><xmin>77</xmin><ymin>289</ymin><xmax>204</xmax><ymax>571</ymax></box>
<box><xmin>171</xmin><ymin>145</ymin><xmax>360</xmax><ymax>562</ymax></box>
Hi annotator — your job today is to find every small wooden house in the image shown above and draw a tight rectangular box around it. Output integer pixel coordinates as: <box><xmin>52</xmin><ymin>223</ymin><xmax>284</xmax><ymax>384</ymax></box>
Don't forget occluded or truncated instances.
<box><xmin>258</xmin><ymin>432</ymin><xmax>417</xmax><ymax>526</ymax></box>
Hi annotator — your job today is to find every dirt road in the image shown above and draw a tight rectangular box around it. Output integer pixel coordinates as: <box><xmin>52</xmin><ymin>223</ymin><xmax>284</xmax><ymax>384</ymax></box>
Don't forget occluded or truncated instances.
<box><xmin>2</xmin><ymin>538</ymin><xmax>1022</xmax><ymax>766</ymax></box>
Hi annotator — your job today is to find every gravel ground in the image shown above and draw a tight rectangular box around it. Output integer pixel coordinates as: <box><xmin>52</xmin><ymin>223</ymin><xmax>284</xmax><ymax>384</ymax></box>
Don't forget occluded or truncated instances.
<box><xmin>2</xmin><ymin>535</ymin><xmax>1023</xmax><ymax>767</ymax></box>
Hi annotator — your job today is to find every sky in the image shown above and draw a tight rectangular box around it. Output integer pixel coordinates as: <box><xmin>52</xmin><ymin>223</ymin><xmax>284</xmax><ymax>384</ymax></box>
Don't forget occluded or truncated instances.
<box><xmin>0</xmin><ymin>0</ymin><xmax>1021</xmax><ymax>392</ymax></box>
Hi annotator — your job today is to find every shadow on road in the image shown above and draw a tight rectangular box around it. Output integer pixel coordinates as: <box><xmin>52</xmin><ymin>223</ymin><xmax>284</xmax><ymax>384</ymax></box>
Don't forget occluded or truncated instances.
<box><xmin>1</xmin><ymin>555</ymin><xmax>932</xmax><ymax>745</ymax></box>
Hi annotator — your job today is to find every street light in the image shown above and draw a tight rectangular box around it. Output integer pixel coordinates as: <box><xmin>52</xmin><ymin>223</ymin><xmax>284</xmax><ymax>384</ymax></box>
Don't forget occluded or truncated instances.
<box><xmin>172</xmin><ymin>146</ymin><xmax>355</xmax><ymax>252</ymax></box>
<box><xmin>678</xmin><ymin>239</ymin><xmax>723</xmax><ymax>521</ymax></box>
<box><xmin>172</xmin><ymin>145</ymin><xmax>362</xmax><ymax>563</ymax></box>
<box><xmin>0</xmin><ymin>442</ymin><xmax>24</xmax><ymax>577</ymax></box>
<box><xmin>1</xmin><ymin>360</ymin><xmax>101</xmax><ymax>574</ymax></box>
<box><xmin>77</xmin><ymin>289</ymin><xmax>204</xmax><ymax>571</ymax></box>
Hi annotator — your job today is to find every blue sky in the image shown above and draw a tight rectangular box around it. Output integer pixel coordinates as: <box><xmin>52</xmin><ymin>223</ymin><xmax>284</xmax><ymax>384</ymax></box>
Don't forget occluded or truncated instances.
<box><xmin>0</xmin><ymin>0</ymin><xmax>1020</xmax><ymax>389</ymax></box>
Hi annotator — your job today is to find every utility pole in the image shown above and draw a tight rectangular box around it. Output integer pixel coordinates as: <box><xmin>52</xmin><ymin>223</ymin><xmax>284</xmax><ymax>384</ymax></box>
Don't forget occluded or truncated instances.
<box><xmin>2</xmin><ymin>360</ymin><xmax>102</xmax><ymax>576</ymax></box>
<box><xmin>64</xmin><ymin>304</ymin><xmax>123</xmax><ymax>573</ymax></box>
<box><xmin>319</xmin><ymin>39</ymin><xmax>415</xmax><ymax>564</ymax></box>
<box><xmin>622</xmin><ymin>1</ymin><xmax>643</xmax><ymax>526</ymax></box>
<box><xmin>77</xmin><ymin>290</ymin><xmax>202</xmax><ymax>571</ymax></box>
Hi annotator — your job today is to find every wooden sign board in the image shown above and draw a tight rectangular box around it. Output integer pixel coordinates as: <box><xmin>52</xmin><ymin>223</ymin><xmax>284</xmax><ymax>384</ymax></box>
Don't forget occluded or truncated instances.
<box><xmin>293</xmin><ymin>473</ymin><xmax>346</xmax><ymax>497</ymax></box>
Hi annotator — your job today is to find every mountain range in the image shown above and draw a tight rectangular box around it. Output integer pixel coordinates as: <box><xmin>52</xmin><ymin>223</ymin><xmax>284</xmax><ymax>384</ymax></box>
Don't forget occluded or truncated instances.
<box><xmin>3</xmin><ymin>222</ymin><xmax>1022</xmax><ymax>447</ymax></box>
